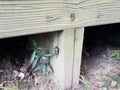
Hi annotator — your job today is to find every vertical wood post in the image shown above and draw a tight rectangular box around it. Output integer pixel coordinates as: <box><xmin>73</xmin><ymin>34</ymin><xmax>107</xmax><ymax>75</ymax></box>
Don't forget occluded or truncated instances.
<box><xmin>32</xmin><ymin>28</ymin><xmax>84</xmax><ymax>89</ymax></box>
<box><xmin>51</xmin><ymin>29</ymin><xmax>75</xmax><ymax>89</ymax></box>
<box><xmin>64</xmin><ymin>29</ymin><xmax>75</xmax><ymax>88</ymax></box>
<box><xmin>72</xmin><ymin>27</ymin><xmax>84</xmax><ymax>86</ymax></box>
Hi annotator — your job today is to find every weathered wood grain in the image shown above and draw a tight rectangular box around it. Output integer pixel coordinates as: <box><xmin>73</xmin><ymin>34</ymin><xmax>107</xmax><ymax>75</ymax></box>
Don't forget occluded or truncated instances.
<box><xmin>72</xmin><ymin>27</ymin><xmax>84</xmax><ymax>86</ymax></box>
<box><xmin>49</xmin><ymin>29</ymin><xmax>75</xmax><ymax>89</ymax></box>
<box><xmin>0</xmin><ymin>0</ymin><xmax>120</xmax><ymax>38</ymax></box>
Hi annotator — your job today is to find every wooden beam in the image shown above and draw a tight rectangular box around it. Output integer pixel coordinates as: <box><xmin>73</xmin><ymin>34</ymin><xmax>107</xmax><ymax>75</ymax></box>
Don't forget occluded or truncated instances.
<box><xmin>72</xmin><ymin>27</ymin><xmax>84</xmax><ymax>86</ymax></box>
<box><xmin>0</xmin><ymin>0</ymin><xmax>120</xmax><ymax>38</ymax></box>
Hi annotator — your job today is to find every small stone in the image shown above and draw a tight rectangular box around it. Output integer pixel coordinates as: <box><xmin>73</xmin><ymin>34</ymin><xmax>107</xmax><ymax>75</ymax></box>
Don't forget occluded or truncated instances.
<box><xmin>13</xmin><ymin>70</ymin><xmax>18</xmax><ymax>75</ymax></box>
<box><xmin>0</xmin><ymin>69</ymin><xmax>4</xmax><ymax>73</ymax></box>
<box><xmin>102</xmin><ymin>55</ymin><xmax>107</xmax><ymax>59</ymax></box>
<box><xmin>17</xmin><ymin>72</ymin><xmax>25</xmax><ymax>81</ymax></box>
<box><xmin>111</xmin><ymin>80</ymin><xmax>117</xmax><ymax>87</ymax></box>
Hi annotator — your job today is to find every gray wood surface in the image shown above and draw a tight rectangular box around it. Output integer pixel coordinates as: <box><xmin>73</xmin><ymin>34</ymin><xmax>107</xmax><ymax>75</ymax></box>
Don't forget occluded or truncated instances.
<box><xmin>0</xmin><ymin>0</ymin><xmax>119</xmax><ymax>38</ymax></box>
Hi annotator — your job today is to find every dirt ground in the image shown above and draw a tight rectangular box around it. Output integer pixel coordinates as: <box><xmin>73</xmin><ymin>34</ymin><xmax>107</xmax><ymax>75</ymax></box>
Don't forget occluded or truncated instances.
<box><xmin>0</xmin><ymin>37</ymin><xmax>61</xmax><ymax>90</ymax></box>
<box><xmin>78</xmin><ymin>47</ymin><xmax>120</xmax><ymax>90</ymax></box>
<box><xmin>66</xmin><ymin>48</ymin><xmax>120</xmax><ymax>90</ymax></box>
<box><xmin>70</xmin><ymin>32</ymin><xmax>120</xmax><ymax>90</ymax></box>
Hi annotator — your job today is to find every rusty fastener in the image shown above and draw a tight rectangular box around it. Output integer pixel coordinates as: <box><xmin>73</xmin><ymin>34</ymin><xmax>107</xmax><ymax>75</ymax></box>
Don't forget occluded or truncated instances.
<box><xmin>54</xmin><ymin>46</ymin><xmax>59</xmax><ymax>55</ymax></box>
<box><xmin>70</xmin><ymin>13</ymin><xmax>75</xmax><ymax>21</ymax></box>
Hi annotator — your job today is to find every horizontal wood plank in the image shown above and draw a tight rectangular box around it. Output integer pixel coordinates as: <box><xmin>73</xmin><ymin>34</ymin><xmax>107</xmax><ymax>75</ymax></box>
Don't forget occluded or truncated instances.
<box><xmin>0</xmin><ymin>0</ymin><xmax>120</xmax><ymax>38</ymax></box>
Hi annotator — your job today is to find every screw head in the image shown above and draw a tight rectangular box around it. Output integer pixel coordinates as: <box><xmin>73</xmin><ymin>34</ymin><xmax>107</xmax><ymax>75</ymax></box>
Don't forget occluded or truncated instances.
<box><xmin>54</xmin><ymin>46</ymin><xmax>59</xmax><ymax>55</ymax></box>
<box><xmin>70</xmin><ymin>13</ymin><xmax>75</xmax><ymax>21</ymax></box>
